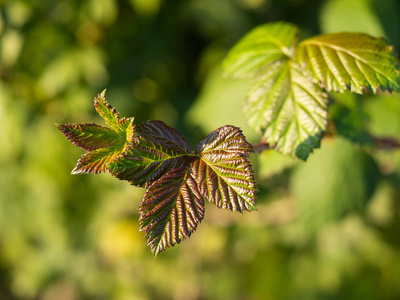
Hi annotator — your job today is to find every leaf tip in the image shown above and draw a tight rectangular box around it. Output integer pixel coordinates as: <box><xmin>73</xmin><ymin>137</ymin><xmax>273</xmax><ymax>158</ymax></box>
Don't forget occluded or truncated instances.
<box><xmin>96</xmin><ymin>89</ymin><xmax>107</xmax><ymax>103</ymax></box>
<box><xmin>248</xmin><ymin>204</ymin><xmax>258</xmax><ymax>212</ymax></box>
<box><xmin>71</xmin><ymin>165</ymin><xmax>84</xmax><ymax>175</ymax></box>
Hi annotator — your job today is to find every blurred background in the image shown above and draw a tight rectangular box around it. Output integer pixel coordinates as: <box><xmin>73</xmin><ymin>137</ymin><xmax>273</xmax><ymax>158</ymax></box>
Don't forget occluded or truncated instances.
<box><xmin>1</xmin><ymin>0</ymin><xmax>400</xmax><ymax>299</ymax></box>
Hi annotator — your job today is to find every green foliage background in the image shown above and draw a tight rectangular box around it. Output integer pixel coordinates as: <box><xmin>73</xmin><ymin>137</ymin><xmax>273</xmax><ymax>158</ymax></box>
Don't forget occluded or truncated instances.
<box><xmin>1</xmin><ymin>0</ymin><xmax>400</xmax><ymax>299</ymax></box>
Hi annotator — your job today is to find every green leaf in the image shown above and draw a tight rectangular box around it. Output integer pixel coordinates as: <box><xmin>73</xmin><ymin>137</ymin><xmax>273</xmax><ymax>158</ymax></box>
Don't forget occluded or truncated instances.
<box><xmin>296</xmin><ymin>32</ymin><xmax>400</xmax><ymax>94</ymax></box>
<box><xmin>223</xmin><ymin>22</ymin><xmax>298</xmax><ymax>78</ymax></box>
<box><xmin>192</xmin><ymin>125</ymin><xmax>257</xmax><ymax>212</ymax></box>
<box><xmin>94</xmin><ymin>89</ymin><xmax>132</xmax><ymax>134</ymax></box>
<box><xmin>245</xmin><ymin>60</ymin><xmax>328</xmax><ymax>160</ymax></box>
<box><xmin>108</xmin><ymin>120</ymin><xmax>192</xmax><ymax>187</ymax></box>
<box><xmin>139</xmin><ymin>167</ymin><xmax>204</xmax><ymax>256</ymax></box>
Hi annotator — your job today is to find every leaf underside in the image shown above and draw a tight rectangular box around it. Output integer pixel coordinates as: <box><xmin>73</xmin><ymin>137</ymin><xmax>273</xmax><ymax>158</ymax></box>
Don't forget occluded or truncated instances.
<box><xmin>224</xmin><ymin>22</ymin><xmax>400</xmax><ymax>159</ymax></box>
<box><xmin>245</xmin><ymin>60</ymin><xmax>328</xmax><ymax>160</ymax></box>
<box><xmin>139</xmin><ymin>167</ymin><xmax>205</xmax><ymax>256</ymax></box>
<box><xmin>296</xmin><ymin>32</ymin><xmax>400</xmax><ymax>94</ymax></box>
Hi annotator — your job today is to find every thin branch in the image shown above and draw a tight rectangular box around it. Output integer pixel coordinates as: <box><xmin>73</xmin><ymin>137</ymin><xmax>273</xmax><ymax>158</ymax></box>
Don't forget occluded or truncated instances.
<box><xmin>252</xmin><ymin>140</ymin><xmax>272</xmax><ymax>153</ymax></box>
<box><xmin>371</xmin><ymin>136</ymin><xmax>400</xmax><ymax>150</ymax></box>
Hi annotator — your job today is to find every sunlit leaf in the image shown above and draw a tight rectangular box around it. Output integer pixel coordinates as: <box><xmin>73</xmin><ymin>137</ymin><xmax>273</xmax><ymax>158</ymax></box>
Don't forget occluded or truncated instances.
<box><xmin>64</xmin><ymin>119</ymin><xmax>134</xmax><ymax>174</ymax></box>
<box><xmin>57</xmin><ymin>91</ymin><xmax>135</xmax><ymax>174</ymax></box>
<box><xmin>223</xmin><ymin>22</ymin><xmax>298</xmax><ymax>78</ymax></box>
<box><xmin>108</xmin><ymin>120</ymin><xmax>192</xmax><ymax>187</ymax></box>
<box><xmin>245</xmin><ymin>60</ymin><xmax>328</xmax><ymax>160</ymax></box>
<box><xmin>196</xmin><ymin>123</ymin><xmax>253</xmax><ymax>155</ymax></box>
<box><xmin>137</xmin><ymin>120</ymin><xmax>192</xmax><ymax>153</ymax></box>
<box><xmin>139</xmin><ymin>167</ymin><xmax>204</xmax><ymax>256</ymax></box>
<box><xmin>94</xmin><ymin>89</ymin><xmax>132</xmax><ymax>134</ymax></box>
<box><xmin>296</xmin><ymin>32</ymin><xmax>400</xmax><ymax>93</ymax></box>
<box><xmin>72</xmin><ymin>146</ymin><xmax>126</xmax><ymax>174</ymax></box>
<box><xmin>193</xmin><ymin>125</ymin><xmax>257</xmax><ymax>212</ymax></box>
<box><xmin>56</xmin><ymin>123</ymin><xmax>120</xmax><ymax>151</ymax></box>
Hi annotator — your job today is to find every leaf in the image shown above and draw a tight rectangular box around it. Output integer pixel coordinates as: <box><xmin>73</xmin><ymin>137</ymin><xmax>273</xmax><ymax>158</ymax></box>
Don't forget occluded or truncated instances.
<box><xmin>72</xmin><ymin>146</ymin><xmax>127</xmax><ymax>174</ymax></box>
<box><xmin>223</xmin><ymin>22</ymin><xmax>298</xmax><ymax>78</ymax></box>
<box><xmin>66</xmin><ymin>119</ymin><xmax>134</xmax><ymax>174</ymax></box>
<box><xmin>245</xmin><ymin>60</ymin><xmax>328</xmax><ymax>160</ymax></box>
<box><xmin>137</xmin><ymin>120</ymin><xmax>192</xmax><ymax>153</ymax></box>
<box><xmin>296</xmin><ymin>32</ymin><xmax>400</xmax><ymax>94</ymax></box>
<box><xmin>56</xmin><ymin>123</ymin><xmax>120</xmax><ymax>151</ymax></box>
<box><xmin>94</xmin><ymin>89</ymin><xmax>133</xmax><ymax>134</ymax></box>
<box><xmin>139</xmin><ymin>167</ymin><xmax>204</xmax><ymax>256</ymax></box>
<box><xmin>57</xmin><ymin>91</ymin><xmax>135</xmax><ymax>174</ymax></box>
<box><xmin>196</xmin><ymin>123</ymin><xmax>253</xmax><ymax>155</ymax></box>
<box><xmin>192</xmin><ymin>125</ymin><xmax>257</xmax><ymax>212</ymax></box>
<box><xmin>108</xmin><ymin>120</ymin><xmax>192</xmax><ymax>187</ymax></box>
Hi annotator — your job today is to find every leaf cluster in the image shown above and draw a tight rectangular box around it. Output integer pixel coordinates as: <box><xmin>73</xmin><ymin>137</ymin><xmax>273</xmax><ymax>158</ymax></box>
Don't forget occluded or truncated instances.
<box><xmin>223</xmin><ymin>22</ymin><xmax>400</xmax><ymax>160</ymax></box>
<box><xmin>57</xmin><ymin>91</ymin><xmax>257</xmax><ymax>255</ymax></box>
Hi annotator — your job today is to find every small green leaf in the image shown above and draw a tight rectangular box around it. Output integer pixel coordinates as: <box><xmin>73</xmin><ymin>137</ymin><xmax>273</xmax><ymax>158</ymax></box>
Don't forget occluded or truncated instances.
<box><xmin>245</xmin><ymin>60</ymin><xmax>328</xmax><ymax>160</ymax></box>
<box><xmin>139</xmin><ymin>167</ymin><xmax>204</xmax><ymax>256</ymax></box>
<box><xmin>193</xmin><ymin>125</ymin><xmax>257</xmax><ymax>212</ymax></box>
<box><xmin>109</xmin><ymin>120</ymin><xmax>192</xmax><ymax>187</ymax></box>
<box><xmin>223</xmin><ymin>22</ymin><xmax>298</xmax><ymax>78</ymax></box>
<box><xmin>94</xmin><ymin>89</ymin><xmax>132</xmax><ymax>134</ymax></box>
<box><xmin>296</xmin><ymin>32</ymin><xmax>400</xmax><ymax>93</ymax></box>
